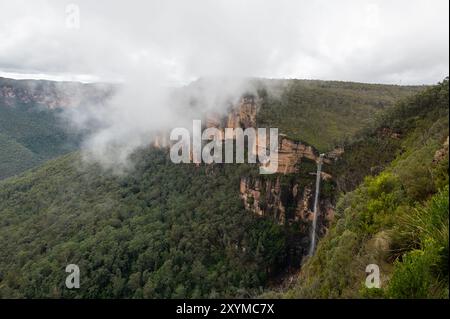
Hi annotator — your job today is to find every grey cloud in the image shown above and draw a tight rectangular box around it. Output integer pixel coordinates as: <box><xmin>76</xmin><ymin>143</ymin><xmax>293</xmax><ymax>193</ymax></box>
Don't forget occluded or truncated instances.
<box><xmin>1</xmin><ymin>0</ymin><xmax>448</xmax><ymax>84</ymax></box>
<box><xmin>0</xmin><ymin>0</ymin><xmax>448</xmax><ymax>170</ymax></box>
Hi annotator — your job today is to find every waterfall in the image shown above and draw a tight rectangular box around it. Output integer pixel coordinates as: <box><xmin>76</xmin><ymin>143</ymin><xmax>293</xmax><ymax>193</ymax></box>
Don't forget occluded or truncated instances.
<box><xmin>308</xmin><ymin>153</ymin><xmax>324</xmax><ymax>256</ymax></box>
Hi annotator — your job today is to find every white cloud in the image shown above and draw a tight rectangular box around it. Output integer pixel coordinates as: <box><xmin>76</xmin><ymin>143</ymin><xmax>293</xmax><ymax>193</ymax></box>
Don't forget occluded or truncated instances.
<box><xmin>0</xmin><ymin>0</ymin><xmax>448</xmax><ymax>84</ymax></box>
<box><xmin>1</xmin><ymin>0</ymin><xmax>448</xmax><ymax>170</ymax></box>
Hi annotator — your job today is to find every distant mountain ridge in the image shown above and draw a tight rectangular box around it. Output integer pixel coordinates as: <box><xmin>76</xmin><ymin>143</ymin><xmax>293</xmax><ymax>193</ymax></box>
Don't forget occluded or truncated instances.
<box><xmin>0</xmin><ymin>77</ymin><xmax>112</xmax><ymax>109</ymax></box>
<box><xmin>0</xmin><ymin>76</ymin><xmax>424</xmax><ymax>180</ymax></box>
<box><xmin>0</xmin><ymin>77</ymin><xmax>114</xmax><ymax>179</ymax></box>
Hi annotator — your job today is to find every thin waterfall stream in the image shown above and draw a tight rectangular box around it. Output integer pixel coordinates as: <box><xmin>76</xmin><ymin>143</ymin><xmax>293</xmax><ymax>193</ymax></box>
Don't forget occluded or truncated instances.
<box><xmin>308</xmin><ymin>153</ymin><xmax>324</xmax><ymax>256</ymax></box>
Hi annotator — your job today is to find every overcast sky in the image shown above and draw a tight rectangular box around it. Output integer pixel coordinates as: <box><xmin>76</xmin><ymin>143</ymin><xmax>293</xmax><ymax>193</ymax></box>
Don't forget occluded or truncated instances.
<box><xmin>0</xmin><ymin>0</ymin><xmax>448</xmax><ymax>85</ymax></box>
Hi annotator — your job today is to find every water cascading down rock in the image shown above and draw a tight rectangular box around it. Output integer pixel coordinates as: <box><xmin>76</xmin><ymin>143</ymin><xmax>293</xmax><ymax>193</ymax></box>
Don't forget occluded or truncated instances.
<box><xmin>308</xmin><ymin>153</ymin><xmax>325</xmax><ymax>256</ymax></box>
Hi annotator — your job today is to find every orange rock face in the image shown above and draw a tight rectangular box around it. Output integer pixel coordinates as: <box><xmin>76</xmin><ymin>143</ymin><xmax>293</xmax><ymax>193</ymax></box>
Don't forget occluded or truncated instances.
<box><xmin>277</xmin><ymin>136</ymin><xmax>318</xmax><ymax>174</ymax></box>
<box><xmin>226</xmin><ymin>95</ymin><xmax>258</xmax><ymax>129</ymax></box>
<box><xmin>239</xmin><ymin>175</ymin><xmax>335</xmax><ymax>227</ymax></box>
<box><xmin>202</xmin><ymin>94</ymin><xmax>343</xmax><ymax>175</ymax></box>
<box><xmin>240</xmin><ymin>176</ymin><xmax>285</xmax><ymax>223</ymax></box>
<box><xmin>253</xmin><ymin>134</ymin><xmax>326</xmax><ymax>174</ymax></box>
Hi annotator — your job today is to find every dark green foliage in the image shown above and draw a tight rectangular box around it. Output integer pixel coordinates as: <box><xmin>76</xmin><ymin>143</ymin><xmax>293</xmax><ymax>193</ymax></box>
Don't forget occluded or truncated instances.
<box><xmin>0</xmin><ymin>76</ymin><xmax>111</xmax><ymax>180</ymax></box>
<box><xmin>332</xmin><ymin>78</ymin><xmax>449</xmax><ymax>194</ymax></box>
<box><xmin>0</xmin><ymin>149</ymin><xmax>287</xmax><ymax>298</ymax></box>
<box><xmin>283</xmin><ymin>79</ymin><xmax>449</xmax><ymax>299</ymax></box>
<box><xmin>256</xmin><ymin>79</ymin><xmax>423</xmax><ymax>151</ymax></box>
<box><xmin>332</xmin><ymin>135</ymin><xmax>402</xmax><ymax>193</ymax></box>
<box><xmin>388</xmin><ymin>187</ymin><xmax>449</xmax><ymax>298</ymax></box>
<box><xmin>0</xmin><ymin>133</ymin><xmax>40</xmax><ymax>179</ymax></box>
<box><xmin>0</xmin><ymin>103</ymin><xmax>80</xmax><ymax>179</ymax></box>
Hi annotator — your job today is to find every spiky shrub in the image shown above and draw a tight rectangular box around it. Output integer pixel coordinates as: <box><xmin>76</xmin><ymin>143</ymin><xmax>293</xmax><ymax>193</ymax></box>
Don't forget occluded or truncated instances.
<box><xmin>388</xmin><ymin>187</ymin><xmax>449</xmax><ymax>298</ymax></box>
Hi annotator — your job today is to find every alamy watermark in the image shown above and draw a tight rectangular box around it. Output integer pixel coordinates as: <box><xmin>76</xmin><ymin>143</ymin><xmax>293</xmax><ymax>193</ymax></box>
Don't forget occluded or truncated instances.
<box><xmin>65</xmin><ymin>264</ymin><xmax>80</xmax><ymax>289</ymax></box>
<box><xmin>365</xmin><ymin>264</ymin><xmax>380</xmax><ymax>288</ymax></box>
<box><xmin>65</xmin><ymin>3</ymin><xmax>80</xmax><ymax>29</ymax></box>
<box><xmin>169</xmin><ymin>120</ymin><xmax>279</xmax><ymax>174</ymax></box>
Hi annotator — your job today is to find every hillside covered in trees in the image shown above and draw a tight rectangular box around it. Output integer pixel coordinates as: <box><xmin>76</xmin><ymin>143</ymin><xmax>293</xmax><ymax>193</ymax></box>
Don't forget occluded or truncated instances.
<box><xmin>0</xmin><ymin>77</ymin><xmax>111</xmax><ymax>180</ymax></box>
<box><xmin>255</xmin><ymin>79</ymin><xmax>423</xmax><ymax>151</ymax></box>
<box><xmin>276</xmin><ymin>78</ymin><xmax>449</xmax><ymax>298</ymax></box>
<box><xmin>0</xmin><ymin>151</ymin><xmax>288</xmax><ymax>298</ymax></box>
<box><xmin>0</xmin><ymin>77</ymin><xmax>446</xmax><ymax>299</ymax></box>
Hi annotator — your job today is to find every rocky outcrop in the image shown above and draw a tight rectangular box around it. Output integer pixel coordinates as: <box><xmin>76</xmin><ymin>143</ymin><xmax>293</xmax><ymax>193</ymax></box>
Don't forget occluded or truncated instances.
<box><xmin>240</xmin><ymin>176</ymin><xmax>285</xmax><ymax>223</ymax></box>
<box><xmin>226</xmin><ymin>95</ymin><xmax>258</xmax><ymax>129</ymax></box>
<box><xmin>239</xmin><ymin>173</ymin><xmax>335</xmax><ymax>263</ymax></box>
<box><xmin>204</xmin><ymin>94</ymin><xmax>343</xmax><ymax>174</ymax></box>
<box><xmin>239</xmin><ymin>174</ymin><xmax>334</xmax><ymax>226</ymax></box>
<box><xmin>155</xmin><ymin>92</ymin><xmax>339</xmax><ymax>252</ymax></box>
<box><xmin>379</xmin><ymin>127</ymin><xmax>401</xmax><ymax>139</ymax></box>
<box><xmin>326</xmin><ymin>147</ymin><xmax>344</xmax><ymax>161</ymax></box>
<box><xmin>254</xmin><ymin>134</ymin><xmax>341</xmax><ymax>174</ymax></box>
<box><xmin>204</xmin><ymin>95</ymin><xmax>258</xmax><ymax>134</ymax></box>
<box><xmin>433</xmin><ymin>136</ymin><xmax>449</xmax><ymax>164</ymax></box>
<box><xmin>271</xmin><ymin>135</ymin><xmax>320</xmax><ymax>174</ymax></box>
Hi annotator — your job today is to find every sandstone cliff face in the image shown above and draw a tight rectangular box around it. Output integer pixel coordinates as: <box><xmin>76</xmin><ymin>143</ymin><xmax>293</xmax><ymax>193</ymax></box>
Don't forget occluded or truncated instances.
<box><xmin>240</xmin><ymin>176</ymin><xmax>285</xmax><ymax>223</ymax></box>
<box><xmin>239</xmin><ymin>175</ymin><xmax>334</xmax><ymax>227</ymax></box>
<box><xmin>134</xmin><ymin>91</ymin><xmax>341</xmax><ymax>265</ymax></box>
<box><xmin>205</xmin><ymin>95</ymin><xmax>337</xmax><ymax>174</ymax></box>
<box><xmin>239</xmin><ymin>173</ymin><xmax>335</xmax><ymax>262</ymax></box>
<box><xmin>155</xmin><ymin>93</ymin><xmax>340</xmax><ymax>253</ymax></box>
<box><xmin>204</xmin><ymin>95</ymin><xmax>258</xmax><ymax>134</ymax></box>
<box><xmin>254</xmin><ymin>134</ymin><xmax>342</xmax><ymax>174</ymax></box>
<box><xmin>268</xmin><ymin>135</ymin><xmax>319</xmax><ymax>174</ymax></box>
<box><xmin>226</xmin><ymin>95</ymin><xmax>258</xmax><ymax>129</ymax></box>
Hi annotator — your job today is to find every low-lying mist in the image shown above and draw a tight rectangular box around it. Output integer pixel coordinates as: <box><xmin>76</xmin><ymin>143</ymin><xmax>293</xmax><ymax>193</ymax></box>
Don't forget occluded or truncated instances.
<box><xmin>63</xmin><ymin>76</ymin><xmax>260</xmax><ymax>173</ymax></box>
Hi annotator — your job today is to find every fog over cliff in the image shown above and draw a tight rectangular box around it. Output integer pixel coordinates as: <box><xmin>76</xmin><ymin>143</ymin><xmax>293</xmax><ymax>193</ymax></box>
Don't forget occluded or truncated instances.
<box><xmin>0</xmin><ymin>0</ymin><xmax>448</xmax><ymax>170</ymax></box>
